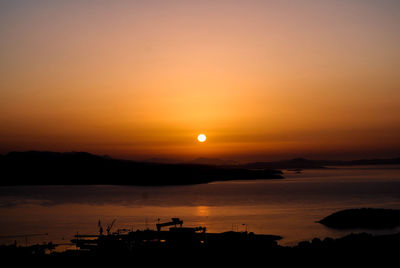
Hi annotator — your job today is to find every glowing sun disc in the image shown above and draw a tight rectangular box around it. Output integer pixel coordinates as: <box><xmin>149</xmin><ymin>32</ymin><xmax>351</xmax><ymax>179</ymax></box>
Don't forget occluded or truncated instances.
<box><xmin>197</xmin><ymin>134</ymin><xmax>206</xmax><ymax>142</ymax></box>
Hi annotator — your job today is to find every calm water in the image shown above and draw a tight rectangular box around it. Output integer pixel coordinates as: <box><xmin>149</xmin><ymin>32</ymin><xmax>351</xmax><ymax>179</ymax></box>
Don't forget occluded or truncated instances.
<box><xmin>1</xmin><ymin>166</ymin><xmax>400</xmax><ymax>249</ymax></box>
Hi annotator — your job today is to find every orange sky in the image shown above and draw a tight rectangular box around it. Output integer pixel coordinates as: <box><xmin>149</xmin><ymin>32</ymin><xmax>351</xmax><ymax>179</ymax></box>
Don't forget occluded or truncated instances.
<box><xmin>1</xmin><ymin>0</ymin><xmax>399</xmax><ymax>161</ymax></box>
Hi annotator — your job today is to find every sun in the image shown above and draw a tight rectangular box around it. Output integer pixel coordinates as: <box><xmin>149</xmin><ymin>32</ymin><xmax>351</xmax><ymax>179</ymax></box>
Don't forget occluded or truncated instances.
<box><xmin>197</xmin><ymin>134</ymin><xmax>206</xmax><ymax>143</ymax></box>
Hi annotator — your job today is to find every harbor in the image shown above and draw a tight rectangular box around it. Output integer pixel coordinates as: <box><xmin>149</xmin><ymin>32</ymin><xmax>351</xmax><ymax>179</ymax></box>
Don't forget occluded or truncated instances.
<box><xmin>0</xmin><ymin>218</ymin><xmax>281</xmax><ymax>256</ymax></box>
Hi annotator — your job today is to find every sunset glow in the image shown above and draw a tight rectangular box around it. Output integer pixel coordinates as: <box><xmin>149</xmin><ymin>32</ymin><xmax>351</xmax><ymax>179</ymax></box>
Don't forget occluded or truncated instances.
<box><xmin>1</xmin><ymin>1</ymin><xmax>400</xmax><ymax>259</ymax></box>
<box><xmin>0</xmin><ymin>0</ymin><xmax>399</xmax><ymax>161</ymax></box>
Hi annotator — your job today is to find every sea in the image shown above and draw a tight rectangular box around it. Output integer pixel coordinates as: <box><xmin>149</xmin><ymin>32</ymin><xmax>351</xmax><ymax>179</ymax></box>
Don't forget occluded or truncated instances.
<box><xmin>1</xmin><ymin>165</ymin><xmax>400</xmax><ymax>250</ymax></box>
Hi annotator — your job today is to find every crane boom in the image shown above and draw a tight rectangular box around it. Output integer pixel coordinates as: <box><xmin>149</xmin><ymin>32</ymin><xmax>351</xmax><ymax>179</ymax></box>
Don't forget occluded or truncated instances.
<box><xmin>106</xmin><ymin>219</ymin><xmax>116</xmax><ymax>235</ymax></box>
<box><xmin>156</xmin><ymin>218</ymin><xmax>183</xmax><ymax>231</ymax></box>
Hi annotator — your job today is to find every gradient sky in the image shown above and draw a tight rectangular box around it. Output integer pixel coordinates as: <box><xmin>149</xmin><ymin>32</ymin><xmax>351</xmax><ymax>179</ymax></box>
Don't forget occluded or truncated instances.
<box><xmin>1</xmin><ymin>0</ymin><xmax>399</xmax><ymax>161</ymax></box>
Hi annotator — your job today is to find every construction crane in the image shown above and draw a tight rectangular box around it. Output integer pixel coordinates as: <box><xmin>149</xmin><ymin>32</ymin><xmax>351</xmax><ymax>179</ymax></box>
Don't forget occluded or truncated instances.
<box><xmin>98</xmin><ymin>220</ymin><xmax>104</xmax><ymax>235</ymax></box>
<box><xmin>106</xmin><ymin>219</ymin><xmax>116</xmax><ymax>235</ymax></box>
<box><xmin>156</xmin><ymin>218</ymin><xmax>183</xmax><ymax>232</ymax></box>
<box><xmin>0</xmin><ymin>233</ymin><xmax>48</xmax><ymax>247</ymax></box>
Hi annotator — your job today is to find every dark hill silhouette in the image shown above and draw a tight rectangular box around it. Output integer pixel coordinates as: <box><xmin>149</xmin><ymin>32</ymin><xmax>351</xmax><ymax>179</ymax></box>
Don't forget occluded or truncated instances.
<box><xmin>318</xmin><ymin>208</ymin><xmax>400</xmax><ymax>229</ymax></box>
<box><xmin>0</xmin><ymin>151</ymin><xmax>283</xmax><ymax>186</ymax></box>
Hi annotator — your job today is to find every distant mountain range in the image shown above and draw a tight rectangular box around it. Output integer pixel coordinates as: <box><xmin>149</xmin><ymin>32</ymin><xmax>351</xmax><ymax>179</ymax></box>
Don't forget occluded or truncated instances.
<box><xmin>0</xmin><ymin>151</ymin><xmax>282</xmax><ymax>186</ymax></box>
<box><xmin>143</xmin><ymin>157</ymin><xmax>238</xmax><ymax>165</ymax></box>
<box><xmin>237</xmin><ymin>157</ymin><xmax>400</xmax><ymax>170</ymax></box>
<box><xmin>144</xmin><ymin>156</ymin><xmax>400</xmax><ymax>168</ymax></box>
<box><xmin>187</xmin><ymin>157</ymin><xmax>239</xmax><ymax>166</ymax></box>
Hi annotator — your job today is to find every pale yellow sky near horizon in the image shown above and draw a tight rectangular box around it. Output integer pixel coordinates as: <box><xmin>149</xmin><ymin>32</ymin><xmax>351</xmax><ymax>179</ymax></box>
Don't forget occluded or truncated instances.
<box><xmin>0</xmin><ymin>0</ymin><xmax>399</xmax><ymax>161</ymax></box>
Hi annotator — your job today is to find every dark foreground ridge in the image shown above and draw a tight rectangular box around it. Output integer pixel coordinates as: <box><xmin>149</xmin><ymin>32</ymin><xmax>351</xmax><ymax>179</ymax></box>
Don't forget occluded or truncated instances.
<box><xmin>1</xmin><ymin>216</ymin><xmax>399</xmax><ymax>264</ymax></box>
<box><xmin>0</xmin><ymin>151</ymin><xmax>283</xmax><ymax>186</ymax></box>
<box><xmin>319</xmin><ymin>208</ymin><xmax>400</xmax><ymax>229</ymax></box>
<box><xmin>1</xmin><ymin>228</ymin><xmax>400</xmax><ymax>263</ymax></box>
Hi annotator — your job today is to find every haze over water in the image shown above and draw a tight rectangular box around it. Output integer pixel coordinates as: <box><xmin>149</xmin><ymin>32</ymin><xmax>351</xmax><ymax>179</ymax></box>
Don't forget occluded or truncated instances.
<box><xmin>1</xmin><ymin>166</ymin><xmax>400</xmax><ymax>248</ymax></box>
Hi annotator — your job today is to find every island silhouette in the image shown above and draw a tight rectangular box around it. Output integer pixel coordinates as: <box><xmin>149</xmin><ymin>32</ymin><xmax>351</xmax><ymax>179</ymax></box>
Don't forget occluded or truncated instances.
<box><xmin>2</xmin><ymin>151</ymin><xmax>400</xmax><ymax>186</ymax></box>
<box><xmin>319</xmin><ymin>208</ymin><xmax>400</xmax><ymax>229</ymax></box>
<box><xmin>0</xmin><ymin>151</ymin><xmax>283</xmax><ymax>186</ymax></box>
